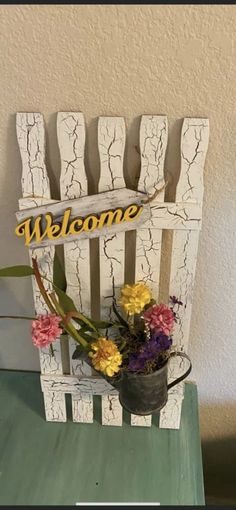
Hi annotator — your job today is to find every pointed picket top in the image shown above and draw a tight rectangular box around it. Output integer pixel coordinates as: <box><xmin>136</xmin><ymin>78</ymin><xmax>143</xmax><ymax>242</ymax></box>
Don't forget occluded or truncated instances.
<box><xmin>177</xmin><ymin>118</ymin><xmax>209</xmax><ymax>203</ymax></box>
<box><xmin>16</xmin><ymin>112</ymin><xmax>50</xmax><ymax>199</ymax></box>
<box><xmin>57</xmin><ymin>112</ymin><xmax>87</xmax><ymax>200</ymax></box>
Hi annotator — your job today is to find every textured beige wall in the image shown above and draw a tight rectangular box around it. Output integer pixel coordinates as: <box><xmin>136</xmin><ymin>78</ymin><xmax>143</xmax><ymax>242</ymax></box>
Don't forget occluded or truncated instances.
<box><xmin>0</xmin><ymin>5</ymin><xmax>236</xmax><ymax>441</ymax></box>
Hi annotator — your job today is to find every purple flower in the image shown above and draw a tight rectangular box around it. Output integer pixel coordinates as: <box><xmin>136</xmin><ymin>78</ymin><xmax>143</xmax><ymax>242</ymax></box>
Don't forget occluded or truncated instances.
<box><xmin>128</xmin><ymin>354</ymin><xmax>147</xmax><ymax>371</ymax></box>
<box><xmin>128</xmin><ymin>334</ymin><xmax>172</xmax><ymax>372</ymax></box>
<box><xmin>170</xmin><ymin>295</ymin><xmax>183</xmax><ymax>306</ymax></box>
<box><xmin>150</xmin><ymin>331</ymin><xmax>172</xmax><ymax>351</ymax></box>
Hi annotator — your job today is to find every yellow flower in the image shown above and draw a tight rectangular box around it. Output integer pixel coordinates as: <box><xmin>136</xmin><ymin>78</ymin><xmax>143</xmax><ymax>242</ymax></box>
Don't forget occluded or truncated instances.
<box><xmin>119</xmin><ymin>283</ymin><xmax>152</xmax><ymax>315</ymax></box>
<box><xmin>89</xmin><ymin>337</ymin><xmax>122</xmax><ymax>377</ymax></box>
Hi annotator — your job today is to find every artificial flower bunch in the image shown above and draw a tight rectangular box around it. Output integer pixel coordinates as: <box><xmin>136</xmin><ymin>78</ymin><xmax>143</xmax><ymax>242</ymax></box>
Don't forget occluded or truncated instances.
<box><xmin>0</xmin><ymin>258</ymin><xmax>183</xmax><ymax>379</ymax></box>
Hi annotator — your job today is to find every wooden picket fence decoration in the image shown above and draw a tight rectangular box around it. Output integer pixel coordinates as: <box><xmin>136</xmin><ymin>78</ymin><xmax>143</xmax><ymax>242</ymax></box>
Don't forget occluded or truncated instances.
<box><xmin>16</xmin><ymin>112</ymin><xmax>209</xmax><ymax>429</ymax></box>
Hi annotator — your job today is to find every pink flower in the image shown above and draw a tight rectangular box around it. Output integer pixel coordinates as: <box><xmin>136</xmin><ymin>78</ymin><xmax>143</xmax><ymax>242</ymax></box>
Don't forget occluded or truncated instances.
<box><xmin>32</xmin><ymin>314</ymin><xmax>62</xmax><ymax>348</ymax></box>
<box><xmin>143</xmin><ymin>304</ymin><xmax>174</xmax><ymax>335</ymax></box>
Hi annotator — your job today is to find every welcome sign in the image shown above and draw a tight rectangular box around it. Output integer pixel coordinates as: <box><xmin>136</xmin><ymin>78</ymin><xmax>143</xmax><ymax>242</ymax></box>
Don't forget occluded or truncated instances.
<box><xmin>15</xmin><ymin>188</ymin><xmax>151</xmax><ymax>249</ymax></box>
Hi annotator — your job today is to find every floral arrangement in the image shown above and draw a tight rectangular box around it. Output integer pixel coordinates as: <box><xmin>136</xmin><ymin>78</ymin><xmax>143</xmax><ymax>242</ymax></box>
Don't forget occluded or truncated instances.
<box><xmin>0</xmin><ymin>257</ymin><xmax>183</xmax><ymax>380</ymax></box>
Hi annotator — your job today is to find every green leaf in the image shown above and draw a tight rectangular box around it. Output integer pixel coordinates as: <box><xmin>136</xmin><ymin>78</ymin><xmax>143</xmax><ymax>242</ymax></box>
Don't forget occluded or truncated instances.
<box><xmin>144</xmin><ymin>299</ymin><xmax>156</xmax><ymax>310</ymax></box>
<box><xmin>73</xmin><ymin>316</ymin><xmax>88</xmax><ymax>328</ymax></box>
<box><xmin>0</xmin><ymin>265</ymin><xmax>34</xmax><ymax>277</ymax></box>
<box><xmin>119</xmin><ymin>339</ymin><xmax>127</xmax><ymax>352</ymax></box>
<box><xmin>53</xmin><ymin>252</ymin><xmax>67</xmax><ymax>292</ymax></box>
<box><xmin>52</xmin><ymin>284</ymin><xmax>77</xmax><ymax>313</ymax></box>
<box><xmin>72</xmin><ymin>318</ymin><xmax>113</xmax><ymax>331</ymax></box>
<box><xmin>62</xmin><ymin>310</ymin><xmax>97</xmax><ymax>332</ymax></box>
<box><xmin>90</xmin><ymin>320</ymin><xmax>113</xmax><ymax>329</ymax></box>
<box><xmin>112</xmin><ymin>302</ymin><xmax>129</xmax><ymax>330</ymax></box>
<box><xmin>72</xmin><ymin>345</ymin><xmax>84</xmax><ymax>360</ymax></box>
<box><xmin>112</xmin><ymin>321</ymin><xmax>127</xmax><ymax>330</ymax></box>
<box><xmin>78</xmin><ymin>329</ymin><xmax>97</xmax><ymax>343</ymax></box>
<box><xmin>50</xmin><ymin>284</ymin><xmax>97</xmax><ymax>332</ymax></box>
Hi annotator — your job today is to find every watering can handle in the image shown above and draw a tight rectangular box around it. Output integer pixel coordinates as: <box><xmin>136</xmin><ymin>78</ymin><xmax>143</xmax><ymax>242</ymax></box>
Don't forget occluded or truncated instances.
<box><xmin>167</xmin><ymin>351</ymin><xmax>192</xmax><ymax>390</ymax></box>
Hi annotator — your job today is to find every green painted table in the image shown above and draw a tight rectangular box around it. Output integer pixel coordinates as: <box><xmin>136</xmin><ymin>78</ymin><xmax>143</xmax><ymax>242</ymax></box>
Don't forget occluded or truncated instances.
<box><xmin>0</xmin><ymin>370</ymin><xmax>204</xmax><ymax>505</ymax></box>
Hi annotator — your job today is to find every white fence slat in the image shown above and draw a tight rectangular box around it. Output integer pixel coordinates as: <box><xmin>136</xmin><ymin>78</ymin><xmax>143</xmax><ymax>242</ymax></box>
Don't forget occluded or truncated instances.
<box><xmin>72</xmin><ymin>394</ymin><xmax>93</xmax><ymax>423</ymax></box>
<box><xmin>145</xmin><ymin>201</ymin><xmax>201</xmax><ymax>231</ymax></box>
<box><xmin>57</xmin><ymin>112</ymin><xmax>93</xmax><ymax>423</ymax></box>
<box><xmin>102</xmin><ymin>395</ymin><xmax>123</xmax><ymax>426</ymax></box>
<box><xmin>41</xmin><ymin>374</ymin><xmax>118</xmax><ymax>395</ymax></box>
<box><xmin>16</xmin><ymin>112</ymin><xmax>51</xmax><ymax>199</ymax></box>
<box><xmin>159</xmin><ymin>118</ymin><xmax>209</xmax><ymax>429</ymax></box>
<box><xmin>44</xmin><ymin>391</ymin><xmax>67</xmax><ymax>422</ymax></box>
<box><xmin>176</xmin><ymin>118</ymin><xmax>209</xmax><ymax>203</ymax></box>
<box><xmin>98</xmin><ymin>117</ymin><xmax>126</xmax><ymax>426</ymax></box>
<box><xmin>136</xmin><ymin>115</ymin><xmax>168</xmax><ymax>295</ymax></box>
<box><xmin>16</xmin><ymin>112</ymin><xmax>66</xmax><ymax>422</ymax></box>
<box><xmin>130</xmin><ymin>415</ymin><xmax>152</xmax><ymax>427</ymax></box>
<box><xmin>18</xmin><ymin>197</ymin><xmax>57</xmax><ymax>209</ymax></box>
<box><xmin>132</xmin><ymin>115</ymin><xmax>168</xmax><ymax>427</ymax></box>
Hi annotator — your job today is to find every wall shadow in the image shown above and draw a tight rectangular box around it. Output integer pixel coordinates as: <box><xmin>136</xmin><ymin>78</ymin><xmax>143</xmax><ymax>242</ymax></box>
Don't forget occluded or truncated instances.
<box><xmin>201</xmin><ymin>403</ymin><xmax>236</xmax><ymax>505</ymax></box>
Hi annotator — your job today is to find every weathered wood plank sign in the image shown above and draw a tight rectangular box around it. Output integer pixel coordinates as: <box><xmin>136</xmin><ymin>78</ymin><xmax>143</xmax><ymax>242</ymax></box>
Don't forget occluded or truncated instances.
<box><xmin>15</xmin><ymin>188</ymin><xmax>151</xmax><ymax>248</ymax></box>
<box><xmin>15</xmin><ymin>191</ymin><xmax>202</xmax><ymax>249</ymax></box>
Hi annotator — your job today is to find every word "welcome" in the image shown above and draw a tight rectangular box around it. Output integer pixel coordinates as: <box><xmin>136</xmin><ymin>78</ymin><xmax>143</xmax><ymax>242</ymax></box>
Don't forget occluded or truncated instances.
<box><xmin>15</xmin><ymin>204</ymin><xmax>143</xmax><ymax>247</ymax></box>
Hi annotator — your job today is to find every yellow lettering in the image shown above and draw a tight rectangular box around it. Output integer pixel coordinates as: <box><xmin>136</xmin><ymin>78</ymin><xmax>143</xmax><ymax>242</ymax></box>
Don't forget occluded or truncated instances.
<box><xmin>83</xmin><ymin>215</ymin><xmax>98</xmax><ymax>232</ymax></box>
<box><xmin>123</xmin><ymin>204</ymin><xmax>143</xmax><ymax>222</ymax></box>
<box><xmin>47</xmin><ymin>224</ymin><xmax>61</xmax><ymax>239</ymax></box>
<box><xmin>15</xmin><ymin>202</ymin><xmax>144</xmax><ymax>246</ymax></box>
<box><xmin>69</xmin><ymin>218</ymin><xmax>84</xmax><ymax>235</ymax></box>
<box><xmin>15</xmin><ymin>215</ymin><xmax>49</xmax><ymax>246</ymax></box>
<box><xmin>60</xmin><ymin>208</ymin><xmax>72</xmax><ymax>237</ymax></box>
<box><xmin>98</xmin><ymin>208</ymin><xmax>124</xmax><ymax>228</ymax></box>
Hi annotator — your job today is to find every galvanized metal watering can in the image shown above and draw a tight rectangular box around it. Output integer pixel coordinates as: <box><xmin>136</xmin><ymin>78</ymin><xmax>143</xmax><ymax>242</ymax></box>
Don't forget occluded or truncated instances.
<box><xmin>83</xmin><ymin>351</ymin><xmax>192</xmax><ymax>416</ymax></box>
<box><xmin>117</xmin><ymin>352</ymin><xmax>192</xmax><ymax>416</ymax></box>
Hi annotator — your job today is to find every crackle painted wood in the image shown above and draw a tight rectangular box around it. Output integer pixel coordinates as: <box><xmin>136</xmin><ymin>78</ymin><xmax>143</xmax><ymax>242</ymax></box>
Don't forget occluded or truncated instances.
<box><xmin>16</xmin><ymin>112</ymin><xmax>67</xmax><ymax>422</ymax></box>
<box><xmin>15</xmin><ymin>112</ymin><xmax>209</xmax><ymax>430</ymax></box>
<box><xmin>132</xmin><ymin>115</ymin><xmax>168</xmax><ymax>427</ymax></box>
<box><xmin>98</xmin><ymin>117</ymin><xmax>126</xmax><ymax>426</ymax></box>
<box><xmin>136</xmin><ymin>115</ymin><xmax>168</xmax><ymax>297</ymax></box>
<box><xmin>57</xmin><ymin>112</ymin><xmax>93</xmax><ymax>423</ymax></box>
<box><xmin>40</xmin><ymin>374</ymin><xmax>117</xmax><ymax>395</ymax></box>
<box><xmin>159</xmin><ymin>118</ymin><xmax>210</xmax><ymax>429</ymax></box>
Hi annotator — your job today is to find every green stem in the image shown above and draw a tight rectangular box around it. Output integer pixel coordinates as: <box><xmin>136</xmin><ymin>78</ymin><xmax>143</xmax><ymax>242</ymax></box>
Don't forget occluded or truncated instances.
<box><xmin>66</xmin><ymin>322</ymin><xmax>89</xmax><ymax>350</ymax></box>
<box><xmin>63</xmin><ymin>310</ymin><xmax>97</xmax><ymax>332</ymax></box>
<box><xmin>0</xmin><ymin>315</ymin><xmax>36</xmax><ymax>320</ymax></box>
<box><xmin>31</xmin><ymin>259</ymin><xmax>89</xmax><ymax>354</ymax></box>
<box><xmin>49</xmin><ymin>293</ymin><xmax>89</xmax><ymax>349</ymax></box>
<box><xmin>50</xmin><ymin>344</ymin><xmax>55</xmax><ymax>357</ymax></box>
<box><xmin>31</xmin><ymin>259</ymin><xmax>88</xmax><ymax>350</ymax></box>
<box><xmin>32</xmin><ymin>258</ymin><xmax>56</xmax><ymax>314</ymax></box>
<box><xmin>127</xmin><ymin>312</ymin><xmax>135</xmax><ymax>334</ymax></box>
<box><xmin>39</xmin><ymin>274</ymin><xmax>96</xmax><ymax>333</ymax></box>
